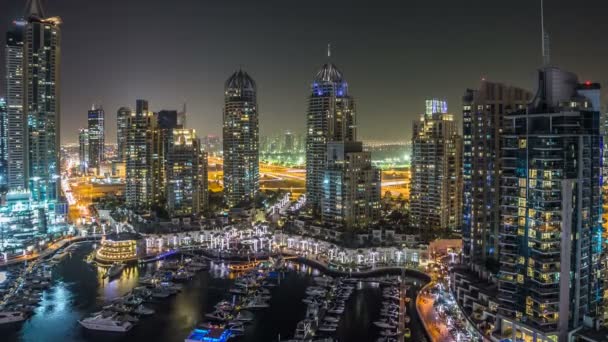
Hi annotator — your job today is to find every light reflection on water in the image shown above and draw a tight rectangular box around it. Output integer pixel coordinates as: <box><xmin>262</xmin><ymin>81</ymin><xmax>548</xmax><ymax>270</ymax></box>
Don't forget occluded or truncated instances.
<box><xmin>1</xmin><ymin>243</ymin><xmax>427</xmax><ymax>342</ymax></box>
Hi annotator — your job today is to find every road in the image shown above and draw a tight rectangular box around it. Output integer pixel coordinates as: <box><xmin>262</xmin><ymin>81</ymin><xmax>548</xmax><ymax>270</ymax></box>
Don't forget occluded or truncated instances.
<box><xmin>208</xmin><ymin>156</ymin><xmax>409</xmax><ymax>199</ymax></box>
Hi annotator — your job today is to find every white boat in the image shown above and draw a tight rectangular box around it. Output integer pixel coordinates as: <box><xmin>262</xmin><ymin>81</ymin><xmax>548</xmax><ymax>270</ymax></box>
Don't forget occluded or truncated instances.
<box><xmin>318</xmin><ymin>324</ymin><xmax>337</xmax><ymax>332</ymax></box>
<box><xmin>244</xmin><ymin>297</ymin><xmax>269</xmax><ymax>310</ymax></box>
<box><xmin>78</xmin><ymin>314</ymin><xmax>133</xmax><ymax>332</ymax></box>
<box><xmin>374</xmin><ymin>321</ymin><xmax>396</xmax><ymax>329</ymax></box>
<box><xmin>235</xmin><ymin>310</ymin><xmax>254</xmax><ymax>322</ymax></box>
<box><xmin>132</xmin><ymin>305</ymin><xmax>154</xmax><ymax>316</ymax></box>
<box><xmin>0</xmin><ymin>311</ymin><xmax>26</xmax><ymax>325</ymax></box>
<box><xmin>294</xmin><ymin>319</ymin><xmax>314</xmax><ymax>339</ymax></box>
<box><xmin>379</xmin><ymin>329</ymin><xmax>400</xmax><ymax>337</ymax></box>
<box><xmin>205</xmin><ymin>310</ymin><xmax>232</xmax><ymax>322</ymax></box>
<box><xmin>104</xmin><ymin>263</ymin><xmax>125</xmax><ymax>279</ymax></box>
<box><xmin>324</xmin><ymin>316</ymin><xmax>339</xmax><ymax>323</ymax></box>
<box><xmin>151</xmin><ymin>289</ymin><xmax>173</xmax><ymax>298</ymax></box>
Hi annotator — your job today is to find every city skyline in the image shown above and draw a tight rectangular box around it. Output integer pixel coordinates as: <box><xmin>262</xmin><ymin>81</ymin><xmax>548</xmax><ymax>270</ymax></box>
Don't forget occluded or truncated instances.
<box><xmin>2</xmin><ymin>0</ymin><xmax>607</xmax><ymax>144</ymax></box>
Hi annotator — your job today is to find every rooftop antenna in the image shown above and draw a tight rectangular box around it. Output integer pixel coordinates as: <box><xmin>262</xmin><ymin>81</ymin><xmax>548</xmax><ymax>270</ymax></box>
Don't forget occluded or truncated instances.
<box><xmin>541</xmin><ymin>0</ymin><xmax>550</xmax><ymax>66</ymax></box>
<box><xmin>327</xmin><ymin>43</ymin><xmax>331</xmax><ymax>59</ymax></box>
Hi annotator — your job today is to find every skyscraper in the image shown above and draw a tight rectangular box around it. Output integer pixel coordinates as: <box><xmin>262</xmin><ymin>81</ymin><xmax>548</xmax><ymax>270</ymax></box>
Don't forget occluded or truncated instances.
<box><xmin>5</xmin><ymin>19</ymin><xmax>26</xmax><ymax>191</ymax></box>
<box><xmin>78</xmin><ymin>128</ymin><xmax>89</xmax><ymax>173</ymax></box>
<box><xmin>410</xmin><ymin>103</ymin><xmax>462</xmax><ymax>234</ymax></box>
<box><xmin>23</xmin><ymin>2</ymin><xmax>62</xmax><ymax>202</ymax></box>
<box><xmin>87</xmin><ymin>105</ymin><xmax>105</xmax><ymax>171</ymax></box>
<box><xmin>222</xmin><ymin>70</ymin><xmax>259</xmax><ymax>208</ymax></box>
<box><xmin>166</xmin><ymin>129</ymin><xmax>207</xmax><ymax>217</ymax></box>
<box><xmin>0</xmin><ymin>97</ymin><xmax>7</xmax><ymax>187</ymax></box>
<box><xmin>462</xmin><ymin>81</ymin><xmax>532</xmax><ymax>273</ymax></box>
<box><xmin>150</xmin><ymin>110</ymin><xmax>179</xmax><ymax>209</ymax></box>
<box><xmin>116</xmin><ymin>107</ymin><xmax>131</xmax><ymax>162</ymax></box>
<box><xmin>495</xmin><ymin>67</ymin><xmax>603</xmax><ymax>342</ymax></box>
<box><xmin>322</xmin><ymin>141</ymin><xmax>381</xmax><ymax>229</ymax></box>
<box><xmin>305</xmin><ymin>57</ymin><xmax>356</xmax><ymax>214</ymax></box>
<box><xmin>125</xmin><ymin>100</ymin><xmax>153</xmax><ymax>211</ymax></box>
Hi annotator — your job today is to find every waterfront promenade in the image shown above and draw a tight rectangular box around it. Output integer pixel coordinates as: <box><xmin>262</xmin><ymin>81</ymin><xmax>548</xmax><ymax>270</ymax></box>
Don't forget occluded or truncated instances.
<box><xmin>0</xmin><ymin>235</ymin><xmax>102</xmax><ymax>268</ymax></box>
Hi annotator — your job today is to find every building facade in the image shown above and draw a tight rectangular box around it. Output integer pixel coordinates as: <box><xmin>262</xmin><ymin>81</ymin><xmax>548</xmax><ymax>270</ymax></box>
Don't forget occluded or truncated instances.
<box><xmin>87</xmin><ymin>105</ymin><xmax>105</xmax><ymax>171</ymax></box>
<box><xmin>322</xmin><ymin>141</ymin><xmax>381</xmax><ymax>229</ymax></box>
<box><xmin>222</xmin><ymin>70</ymin><xmax>259</xmax><ymax>208</ymax></box>
<box><xmin>410</xmin><ymin>105</ymin><xmax>462</xmax><ymax>234</ymax></box>
<box><xmin>495</xmin><ymin>67</ymin><xmax>603</xmax><ymax>342</ymax></box>
<box><xmin>150</xmin><ymin>110</ymin><xmax>179</xmax><ymax>209</ymax></box>
<box><xmin>116</xmin><ymin>107</ymin><xmax>131</xmax><ymax>162</ymax></box>
<box><xmin>23</xmin><ymin>7</ymin><xmax>62</xmax><ymax>202</ymax></box>
<box><xmin>462</xmin><ymin>81</ymin><xmax>532</xmax><ymax>272</ymax></box>
<box><xmin>78</xmin><ymin>128</ymin><xmax>89</xmax><ymax>173</ymax></box>
<box><xmin>166</xmin><ymin>129</ymin><xmax>207</xmax><ymax>217</ymax></box>
<box><xmin>305</xmin><ymin>62</ymin><xmax>356</xmax><ymax>214</ymax></box>
<box><xmin>125</xmin><ymin>100</ymin><xmax>153</xmax><ymax>211</ymax></box>
<box><xmin>5</xmin><ymin>19</ymin><xmax>26</xmax><ymax>191</ymax></box>
<box><xmin>0</xmin><ymin>97</ymin><xmax>7</xmax><ymax>187</ymax></box>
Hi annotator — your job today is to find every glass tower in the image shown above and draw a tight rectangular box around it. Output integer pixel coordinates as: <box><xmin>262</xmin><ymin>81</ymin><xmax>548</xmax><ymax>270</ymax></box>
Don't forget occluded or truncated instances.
<box><xmin>495</xmin><ymin>67</ymin><xmax>603</xmax><ymax>342</ymax></box>
<box><xmin>222</xmin><ymin>70</ymin><xmax>259</xmax><ymax>208</ymax></box>
<box><xmin>305</xmin><ymin>61</ymin><xmax>356</xmax><ymax>214</ymax></box>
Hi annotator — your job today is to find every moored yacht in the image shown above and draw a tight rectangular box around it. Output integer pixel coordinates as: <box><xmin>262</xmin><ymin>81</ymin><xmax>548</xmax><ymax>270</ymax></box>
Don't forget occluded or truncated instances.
<box><xmin>78</xmin><ymin>313</ymin><xmax>134</xmax><ymax>332</ymax></box>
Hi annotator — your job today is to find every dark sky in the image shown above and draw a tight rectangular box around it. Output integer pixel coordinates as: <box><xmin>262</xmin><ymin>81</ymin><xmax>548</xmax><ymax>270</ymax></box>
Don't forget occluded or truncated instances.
<box><xmin>1</xmin><ymin>0</ymin><xmax>607</xmax><ymax>144</ymax></box>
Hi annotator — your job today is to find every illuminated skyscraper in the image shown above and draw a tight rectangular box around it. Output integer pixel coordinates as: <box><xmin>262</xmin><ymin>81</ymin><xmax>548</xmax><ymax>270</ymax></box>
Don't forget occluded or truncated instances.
<box><xmin>166</xmin><ymin>129</ymin><xmax>208</xmax><ymax>217</ymax></box>
<box><xmin>462</xmin><ymin>81</ymin><xmax>532</xmax><ymax>273</ymax></box>
<box><xmin>425</xmin><ymin>98</ymin><xmax>448</xmax><ymax>117</ymax></box>
<box><xmin>410</xmin><ymin>103</ymin><xmax>462</xmax><ymax>234</ymax></box>
<box><xmin>125</xmin><ymin>100</ymin><xmax>154</xmax><ymax>211</ymax></box>
<box><xmin>78</xmin><ymin>128</ymin><xmax>89</xmax><ymax>173</ymax></box>
<box><xmin>495</xmin><ymin>67</ymin><xmax>603</xmax><ymax>342</ymax></box>
<box><xmin>150</xmin><ymin>110</ymin><xmax>179</xmax><ymax>208</ymax></box>
<box><xmin>116</xmin><ymin>107</ymin><xmax>131</xmax><ymax>161</ymax></box>
<box><xmin>222</xmin><ymin>70</ymin><xmax>259</xmax><ymax>208</ymax></box>
<box><xmin>22</xmin><ymin>2</ymin><xmax>62</xmax><ymax>201</ymax></box>
<box><xmin>0</xmin><ymin>98</ymin><xmax>7</xmax><ymax>187</ymax></box>
<box><xmin>5</xmin><ymin>18</ymin><xmax>26</xmax><ymax>191</ymax></box>
<box><xmin>306</xmin><ymin>56</ymin><xmax>356</xmax><ymax>214</ymax></box>
<box><xmin>322</xmin><ymin>141</ymin><xmax>380</xmax><ymax>229</ymax></box>
<box><xmin>87</xmin><ymin>105</ymin><xmax>105</xmax><ymax>171</ymax></box>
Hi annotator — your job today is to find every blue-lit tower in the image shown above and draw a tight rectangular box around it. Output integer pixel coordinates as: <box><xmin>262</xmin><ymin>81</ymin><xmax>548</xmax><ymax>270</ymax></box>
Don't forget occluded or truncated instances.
<box><xmin>306</xmin><ymin>48</ymin><xmax>356</xmax><ymax>215</ymax></box>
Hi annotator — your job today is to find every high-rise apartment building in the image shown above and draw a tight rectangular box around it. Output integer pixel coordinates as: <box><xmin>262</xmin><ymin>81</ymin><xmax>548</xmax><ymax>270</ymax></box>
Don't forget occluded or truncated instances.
<box><xmin>166</xmin><ymin>129</ymin><xmax>207</xmax><ymax>217</ymax></box>
<box><xmin>125</xmin><ymin>100</ymin><xmax>154</xmax><ymax>211</ymax></box>
<box><xmin>23</xmin><ymin>4</ymin><xmax>62</xmax><ymax>202</ymax></box>
<box><xmin>495</xmin><ymin>67</ymin><xmax>603</xmax><ymax>342</ymax></box>
<box><xmin>322</xmin><ymin>141</ymin><xmax>381</xmax><ymax>229</ymax></box>
<box><xmin>410</xmin><ymin>103</ymin><xmax>462</xmax><ymax>234</ymax></box>
<box><xmin>116</xmin><ymin>107</ymin><xmax>131</xmax><ymax>162</ymax></box>
<box><xmin>305</xmin><ymin>60</ymin><xmax>356</xmax><ymax>214</ymax></box>
<box><xmin>150</xmin><ymin>110</ymin><xmax>179</xmax><ymax>208</ymax></box>
<box><xmin>87</xmin><ymin>105</ymin><xmax>105</xmax><ymax>171</ymax></box>
<box><xmin>0</xmin><ymin>98</ymin><xmax>7</xmax><ymax>187</ymax></box>
<box><xmin>222</xmin><ymin>70</ymin><xmax>259</xmax><ymax>208</ymax></box>
<box><xmin>5</xmin><ymin>19</ymin><xmax>26</xmax><ymax>191</ymax></box>
<box><xmin>78</xmin><ymin>128</ymin><xmax>89</xmax><ymax>173</ymax></box>
<box><xmin>462</xmin><ymin>81</ymin><xmax>532</xmax><ymax>272</ymax></box>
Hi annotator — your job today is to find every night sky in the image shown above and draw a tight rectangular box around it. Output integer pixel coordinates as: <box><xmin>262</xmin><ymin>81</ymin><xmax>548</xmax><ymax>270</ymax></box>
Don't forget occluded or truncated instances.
<box><xmin>1</xmin><ymin>0</ymin><xmax>607</xmax><ymax>144</ymax></box>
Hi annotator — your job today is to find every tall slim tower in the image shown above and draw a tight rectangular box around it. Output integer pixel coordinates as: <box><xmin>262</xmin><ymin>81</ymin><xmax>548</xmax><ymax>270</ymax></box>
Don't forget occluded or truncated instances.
<box><xmin>23</xmin><ymin>2</ymin><xmax>62</xmax><ymax>201</ymax></box>
<box><xmin>410</xmin><ymin>102</ymin><xmax>462</xmax><ymax>235</ymax></box>
<box><xmin>87</xmin><ymin>105</ymin><xmax>105</xmax><ymax>171</ymax></box>
<box><xmin>116</xmin><ymin>107</ymin><xmax>131</xmax><ymax>162</ymax></box>
<box><xmin>5</xmin><ymin>19</ymin><xmax>26</xmax><ymax>191</ymax></box>
<box><xmin>78</xmin><ymin>128</ymin><xmax>89</xmax><ymax>173</ymax></box>
<box><xmin>125</xmin><ymin>100</ymin><xmax>153</xmax><ymax>211</ymax></box>
<box><xmin>222</xmin><ymin>70</ymin><xmax>259</xmax><ymax>208</ymax></box>
<box><xmin>0</xmin><ymin>98</ymin><xmax>7</xmax><ymax>187</ymax></box>
<box><xmin>462</xmin><ymin>81</ymin><xmax>532</xmax><ymax>273</ymax></box>
<box><xmin>305</xmin><ymin>54</ymin><xmax>356</xmax><ymax>214</ymax></box>
<box><xmin>495</xmin><ymin>67</ymin><xmax>603</xmax><ymax>342</ymax></box>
